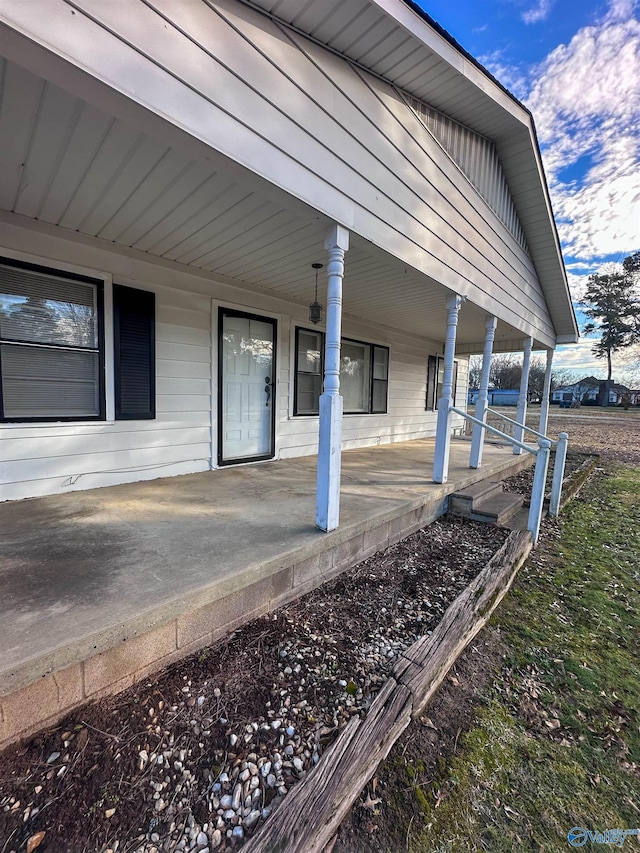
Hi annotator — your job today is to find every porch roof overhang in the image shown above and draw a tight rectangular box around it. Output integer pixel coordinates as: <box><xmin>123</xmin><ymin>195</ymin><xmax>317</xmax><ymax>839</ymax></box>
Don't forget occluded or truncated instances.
<box><xmin>248</xmin><ymin>0</ymin><xmax>578</xmax><ymax>345</ymax></box>
<box><xmin>0</xmin><ymin>0</ymin><xmax>578</xmax><ymax>353</ymax></box>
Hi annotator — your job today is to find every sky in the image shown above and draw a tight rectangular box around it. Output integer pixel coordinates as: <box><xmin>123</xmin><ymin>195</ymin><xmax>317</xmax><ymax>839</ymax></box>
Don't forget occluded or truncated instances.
<box><xmin>416</xmin><ymin>0</ymin><xmax>640</xmax><ymax>381</ymax></box>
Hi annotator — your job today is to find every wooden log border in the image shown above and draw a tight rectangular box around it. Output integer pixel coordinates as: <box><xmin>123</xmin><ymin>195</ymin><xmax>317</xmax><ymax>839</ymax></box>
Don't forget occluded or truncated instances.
<box><xmin>244</xmin><ymin>528</ymin><xmax>533</xmax><ymax>853</ymax></box>
<box><xmin>555</xmin><ymin>452</ymin><xmax>599</xmax><ymax>512</ymax></box>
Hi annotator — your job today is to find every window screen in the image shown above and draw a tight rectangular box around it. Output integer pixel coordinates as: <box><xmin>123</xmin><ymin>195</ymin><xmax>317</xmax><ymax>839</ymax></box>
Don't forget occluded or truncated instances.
<box><xmin>295</xmin><ymin>328</ymin><xmax>323</xmax><ymax>415</ymax></box>
<box><xmin>0</xmin><ymin>258</ymin><xmax>103</xmax><ymax>421</ymax></box>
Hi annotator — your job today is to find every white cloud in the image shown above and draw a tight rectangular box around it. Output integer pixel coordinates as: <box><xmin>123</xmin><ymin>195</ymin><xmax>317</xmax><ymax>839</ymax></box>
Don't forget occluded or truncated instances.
<box><xmin>524</xmin><ymin>1</ymin><xmax>640</xmax><ymax>260</ymax></box>
<box><xmin>606</xmin><ymin>0</ymin><xmax>638</xmax><ymax>22</ymax></box>
<box><xmin>478</xmin><ymin>50</ymin><xmax>529</xmax><ymax>100</ymax></box>
<box><xmin>522</xmin><ymin>0</ymin><xmax>554</xmax><ymax>24</ymax></box>
<box><xmin>554</xmin><ymin>340</ymin><xmax>607</xmax><ymax>375</ymax></box>
<box><xmin>566</xmin><ymin>271</ymin><xmax>590</xmax><ymax>302</ymax></box>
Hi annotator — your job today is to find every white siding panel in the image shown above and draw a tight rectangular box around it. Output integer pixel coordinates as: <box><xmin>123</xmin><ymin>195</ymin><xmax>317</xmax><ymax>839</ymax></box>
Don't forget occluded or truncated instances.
<box><xmin>0</xmin><ymin>220</ymin><xmax>467</xmax><ymax>500</ymax></box>
<box><xmin>4</xmin><ymin>461</ymin><xmax>211</xmax><ymax>502</ymax></box>
<box><xmin>1</xmin><ymin>442</ymin><xmax>212</xmax><ymax>485</ymax></box>
<box><xmin>1</xmin><ymin>427</ymin><xmax>211</xmax><ymax>462</ymax></box>
<box><xmin>156</xmin><ymin>377</ymin><xmax>211</xmax><ymax>397</ymax></box>
<box><xmin>156</xmin><ymin>341</ymin><xmax>210</xmax><ymax>363</ymax></box>
<box><xmin>156</xmin><ymin>323</ymin><xmax>210</xmax><ymax>347</ymax></box>
<box><xmin>156</xmin><ymin>395</ymin><xmax>210</xmax><ymax>413</ymax></box>
<box><xmin>157</xmin><ymin>359</ymin><xmax>211</xmax><ymax>380</ymax></box>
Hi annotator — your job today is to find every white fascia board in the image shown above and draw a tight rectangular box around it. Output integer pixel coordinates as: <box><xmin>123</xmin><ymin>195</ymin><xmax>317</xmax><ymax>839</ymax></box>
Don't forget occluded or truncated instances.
<box><xmin>556</xmin><ymin>333</ymin><xmax>580</xmax><ymax>344</ymax></box>
<box><xmin>368</xmin><ymin>0</ymin><xmax>529</xmax><ymax>127</ymax></box>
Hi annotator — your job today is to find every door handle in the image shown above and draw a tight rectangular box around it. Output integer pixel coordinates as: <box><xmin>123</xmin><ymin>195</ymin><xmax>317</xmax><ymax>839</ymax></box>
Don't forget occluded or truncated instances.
<box><xmin>264</xmin><ymin>376</ymin><xmax>275</xmax><ymax>406</ymax></box>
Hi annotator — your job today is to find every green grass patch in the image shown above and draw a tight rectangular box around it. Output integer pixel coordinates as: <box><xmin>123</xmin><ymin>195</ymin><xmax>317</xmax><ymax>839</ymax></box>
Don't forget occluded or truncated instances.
<box><xmin>410</xmin><ymin>464</ymin><xmax>640</xmax><ymax>852</ymax></box>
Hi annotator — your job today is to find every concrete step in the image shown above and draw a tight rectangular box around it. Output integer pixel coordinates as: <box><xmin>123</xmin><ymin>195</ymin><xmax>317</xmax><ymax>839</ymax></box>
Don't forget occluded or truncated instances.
<box><xmin>503</xmin><ymin>505</ymin><xmax>530</xmax><ymax>532</ymax></box>
<box><xmin>470</xmin><ymin>490</ymin><xmax>524</xmax><ymax>526</ymax></box>
<box><xmin>450</xmin><ymin>477</ymin><xmax>525</xmax><ymax>527</ymax></box>
<box><xmin>449</xmin><ymin>480</ymin><xmax>503</xmax><ymax>516</ymax></box>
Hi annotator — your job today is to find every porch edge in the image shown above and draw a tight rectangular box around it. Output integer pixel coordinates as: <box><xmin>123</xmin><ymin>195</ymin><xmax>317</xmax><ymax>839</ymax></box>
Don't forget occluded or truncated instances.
<box><xmin>0</xmin><ymin>447</ymin><xmax>534</xmax><ymax>751</ymax></box>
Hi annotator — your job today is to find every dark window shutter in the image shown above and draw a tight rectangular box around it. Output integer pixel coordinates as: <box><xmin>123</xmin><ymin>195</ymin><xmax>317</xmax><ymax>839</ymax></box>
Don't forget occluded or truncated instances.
<box><xmin>426</xmin><ymin>355</ymin><xmax>437</xmax><ymax>410</ymax></box>
<box><xmin>114</xmin><ymin>284</ymin><xmax>155</xmax><ymax>419</ymax></box>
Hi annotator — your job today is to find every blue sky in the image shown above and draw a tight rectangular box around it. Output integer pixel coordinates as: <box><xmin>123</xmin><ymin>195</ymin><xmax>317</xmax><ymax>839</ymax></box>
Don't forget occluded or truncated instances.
<box><xmin>417</xmin><ymin>0</ymin><xmax>640</xmax><ymax>380</ymax></box>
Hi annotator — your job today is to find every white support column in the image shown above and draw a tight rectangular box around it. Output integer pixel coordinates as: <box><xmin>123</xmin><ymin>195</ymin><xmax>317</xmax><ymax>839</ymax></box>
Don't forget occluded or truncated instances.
<box><xmin>433</xmin><ymin>294</ymin><xmax>464</xmax><ymax>484</ymax></box>
<box><xmin>470</xmin><ymin>315</ymin><xmax>497</xmax><ymax>469</ymax></box>
<box><xmin>549</xmin><ymin>431</ymin><xmax>568</xmax><ymax>516</ymax></box>
<box><xmin>528</xmin><ymin>438</ymin><xmax>551</xmax><ymax>544</ymax></box>
<box><xmin>513</xmin><ymin>336</ymin><xmax>533</xmax><ymax>454</ymax></box>
<box><xmin>539</xmin><ymin>348</ymin><xmax>553</xmax><ymax>437</ymax></box>
<box><xmin>316</xmin><ymin>224</ymin><xmax>349</xmax><ymax>532</ymax></box>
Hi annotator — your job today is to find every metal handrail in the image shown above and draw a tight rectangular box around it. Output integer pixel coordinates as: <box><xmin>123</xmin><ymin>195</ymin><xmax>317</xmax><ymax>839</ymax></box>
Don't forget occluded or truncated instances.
<box><xmin>450</xmin><ymin>407</ymin><xmax>536</xmax><ymax>455</ymax></box>
<box><xmin>449</xmin><ymin>405</ymin><xmax>568</xmax><ymax>543</ymax></box>
<box><xmin>484</xmin><ymin>407</ymin><xmax>558</xmax><ymax>446</ymax></box>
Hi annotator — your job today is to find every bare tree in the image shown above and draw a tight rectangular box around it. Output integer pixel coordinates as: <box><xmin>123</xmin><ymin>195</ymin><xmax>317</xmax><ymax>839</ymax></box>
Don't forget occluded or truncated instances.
<box><xmin>468</xmin><ymin>353</ymin><xmax>575</xmax><ymax>401</ymax></box>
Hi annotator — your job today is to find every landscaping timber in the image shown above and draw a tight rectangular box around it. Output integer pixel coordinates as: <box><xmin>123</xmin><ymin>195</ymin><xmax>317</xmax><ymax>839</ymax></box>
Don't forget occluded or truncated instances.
<box><xmin>243</xmin><ymin>529</ymin><xmax>532</xmax><ymax>853</ymax></box>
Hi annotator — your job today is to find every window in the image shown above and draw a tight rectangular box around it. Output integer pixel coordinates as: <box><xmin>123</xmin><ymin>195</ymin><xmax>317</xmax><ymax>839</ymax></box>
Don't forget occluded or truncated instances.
<box><xmin>426</xmin><ymin>354</ymin><xmax>458</xmax><ymax>411</ymax></box>
<box><xmin>0</xmin><ymin>258</ymin><xmax>104</xmax><ymax>421</ymax></box>
<box><xmin>0</xmin><ymin>257</ymin><xmax>155</xmax><ymax>423</ymax></box>
<box><xmin>294</xmin><ymin>328</ymin><xmax>323</xmax><ymax>415</ymax></box>
<box><xmin>294</xmin><ymin>328</ymin><xmax>388</xmax><ymax>415</ymax></box>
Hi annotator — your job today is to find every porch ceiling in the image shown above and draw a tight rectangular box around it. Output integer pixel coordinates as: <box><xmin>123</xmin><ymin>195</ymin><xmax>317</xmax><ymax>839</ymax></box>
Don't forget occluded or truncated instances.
<box><xmin>0</xmin><ymin>57</ymin><xmax>530</xmax><ymax>351</ymax></box>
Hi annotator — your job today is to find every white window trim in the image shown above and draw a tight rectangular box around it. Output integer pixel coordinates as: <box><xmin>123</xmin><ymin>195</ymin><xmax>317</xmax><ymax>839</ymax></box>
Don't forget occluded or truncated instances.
<box><xmin>0</xmin><ymin>247</ymin><xmax>114</xmax><ymax>426</ymax></box>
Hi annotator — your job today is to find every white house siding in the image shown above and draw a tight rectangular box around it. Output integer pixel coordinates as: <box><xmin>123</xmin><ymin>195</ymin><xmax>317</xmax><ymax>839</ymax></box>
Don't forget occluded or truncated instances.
<box><xmin>1</xmin><ymin>0</ymin><xmax>557</xmax><ymax>349</ymax></box>
<box><xmin>0</xmin><ymin>218</ymin><xmax>456</xmax><ymax>501</ymax></box>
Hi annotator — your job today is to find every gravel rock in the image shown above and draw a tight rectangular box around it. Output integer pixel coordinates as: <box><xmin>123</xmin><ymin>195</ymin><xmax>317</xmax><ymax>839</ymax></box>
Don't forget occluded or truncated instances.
<box><xmin>0</xmin><ymin>515</ymin><xmax>510</xmax><ymax>853</ymax></box>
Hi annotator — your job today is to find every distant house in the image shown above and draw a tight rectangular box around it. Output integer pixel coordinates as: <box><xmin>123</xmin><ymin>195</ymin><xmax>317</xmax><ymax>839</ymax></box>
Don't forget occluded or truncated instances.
<box><xmin>468</xmin><ymin>389</ymin><xmax>520</xmax><ymax>406</ymax></box>
<box><xmin>551</xmin><ymin>378</ymin><xmax>630</xmax><ymax>405</ymax></box>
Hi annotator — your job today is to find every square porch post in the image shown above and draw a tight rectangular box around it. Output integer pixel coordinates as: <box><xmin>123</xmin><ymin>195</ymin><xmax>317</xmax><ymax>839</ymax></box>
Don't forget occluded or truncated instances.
<box><xmin>470</xmin><ymin>315</ymin><xmax>497</xmax><ymax>469</ymax></box>
<box><xmin>433</xmin><ymin>294</ymin><xmax>464</xmax><ymax>483</ymax></box>
<box><xmin>513</xmin><ymin>335</ymin><xmax>533</xmax><ymax>453</ymax></box>
<box><xmin>538</xmin><ymin>348</ymin><xmax>553</xmax><ymax>437</ymax></box>
<box><xmin>316</xmin><ymin>224</ymin><xmax>349</xmax><ymax>532</ymax></box>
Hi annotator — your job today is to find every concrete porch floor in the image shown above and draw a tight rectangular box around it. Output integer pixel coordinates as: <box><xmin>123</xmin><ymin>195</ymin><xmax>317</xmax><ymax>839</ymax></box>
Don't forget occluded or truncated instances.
<box><xmin>0</xmin><ymin>437</ymin><xmax>532</xmax><ymax>747</ymax></box>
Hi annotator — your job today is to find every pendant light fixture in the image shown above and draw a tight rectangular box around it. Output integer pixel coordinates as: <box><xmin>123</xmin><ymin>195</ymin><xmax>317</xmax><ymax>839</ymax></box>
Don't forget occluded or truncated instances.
<box><xmin>309</xmin><ymin>262</ymin><xmax>323</xmax><ymax>325</ymax></box>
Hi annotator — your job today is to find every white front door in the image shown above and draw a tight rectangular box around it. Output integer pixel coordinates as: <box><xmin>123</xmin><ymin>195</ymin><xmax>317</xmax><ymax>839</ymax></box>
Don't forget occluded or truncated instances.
<box><xmin>219</xmin><ymin>309</ymin><xmax>276</xmax><ymax>464</ymax></box>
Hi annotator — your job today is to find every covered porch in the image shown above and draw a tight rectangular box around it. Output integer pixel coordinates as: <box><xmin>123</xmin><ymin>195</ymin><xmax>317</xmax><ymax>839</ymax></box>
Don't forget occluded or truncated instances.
<box><xmin>0</xmin><ymin>436</ymin><xmax>533</xmax><ymax>749</ymax></box>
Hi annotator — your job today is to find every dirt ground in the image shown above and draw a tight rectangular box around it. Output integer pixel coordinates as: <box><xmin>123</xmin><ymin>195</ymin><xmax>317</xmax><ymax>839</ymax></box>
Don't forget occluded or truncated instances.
<box><xmin>543</xmin><ymin>410</ymin><xmax>640</xmax><ymax>464</ymax></box>
<box><xmin>0</xmin><ymin>409</ymin><xmax>638</xmax><ymax>853</ymax></box>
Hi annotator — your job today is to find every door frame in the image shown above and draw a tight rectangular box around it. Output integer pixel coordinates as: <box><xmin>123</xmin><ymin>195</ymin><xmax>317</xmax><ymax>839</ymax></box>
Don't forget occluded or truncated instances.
<box><xmin>215</xmin><ymin>304</ymin><xmax>279</xmax><ymax>467</ymax></box>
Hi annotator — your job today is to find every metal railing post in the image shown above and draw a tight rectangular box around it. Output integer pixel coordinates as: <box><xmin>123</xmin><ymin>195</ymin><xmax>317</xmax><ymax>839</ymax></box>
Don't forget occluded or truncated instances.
<box><xmin>528</xmin><ymin>439</ymin><xmax>551</xmax><ymax>544</ymax></box>
<box><xmin>549</xmin><ymin>432</ymin><xmax>568</xmax><ymax>517</ymax></box>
